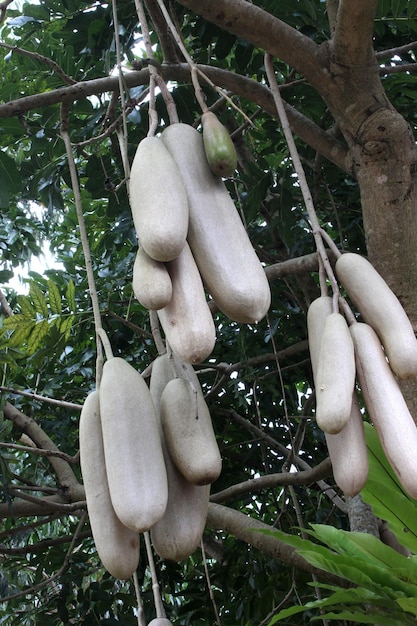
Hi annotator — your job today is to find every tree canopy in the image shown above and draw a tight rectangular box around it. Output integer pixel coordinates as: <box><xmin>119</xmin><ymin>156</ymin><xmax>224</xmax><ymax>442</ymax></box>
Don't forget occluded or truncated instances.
<box><xmin>1</xmin><ymin>1</ymin><xmax>417</xmax><ymax>624</ymax></box>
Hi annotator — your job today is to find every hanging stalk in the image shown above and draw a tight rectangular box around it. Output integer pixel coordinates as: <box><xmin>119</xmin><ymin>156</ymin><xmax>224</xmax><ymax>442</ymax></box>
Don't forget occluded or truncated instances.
<box><xmin>111</xmin><ymin>0</ymin><xmax>131</xmax><ymax>188</ymax></box>
<box><xmin>135</xmin><ymin>0</ymin><xmax>179</xmax><ymax>125</ymax></box>
<box><xmin>264</xmin><ymin>53</ymin><xmax>343</xmax><ymax>308</ymax></box>
<box><xmin>144</xmin><ymin>531</ymin><xmax>166</xmax><ymax>619</ymax></box>
<box><xmin>154</xmin><ymin>0</ymin><xmax>252</xmax><ymax>123</ymax></box>
<box><xmin>60</xmin><ymin>106</ymin><xmax>114</xmax><ymax>381</ymax></box>
<box><xmin>133</xmin><ymin>571</ymin><xmax>147</xmax><ymax>626</ymax></box>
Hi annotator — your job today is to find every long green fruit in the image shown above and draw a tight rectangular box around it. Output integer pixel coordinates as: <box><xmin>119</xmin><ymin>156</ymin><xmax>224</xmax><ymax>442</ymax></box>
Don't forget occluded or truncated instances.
<box><xmin>161</xmin><ymin>123</ymin><xmax>271</xmax><ymax>324</ymax></box>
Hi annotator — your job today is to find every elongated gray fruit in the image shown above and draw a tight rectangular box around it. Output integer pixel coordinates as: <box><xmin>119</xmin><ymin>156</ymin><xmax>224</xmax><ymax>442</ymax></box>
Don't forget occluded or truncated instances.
<box><xmin>160</xmin><ymin>377</ymin><xmax>222</xmax><ymax>485</ymax></box>
<box><xmin>132</xmin><ymin>246</ymin><xmax>172</xmax><ymax>311</ymax></box>
<box><xmin>150</xmin><ymin>355</ymin><xmax>210</xmax><ymax>562</ymax></box>
<box><xmin>79</xmin><ymin>390</ymin><xmax>140</xmax><ymax>579</ymax></box>
<box><xmin>157</xmin><ymin>242</ymin><xmax>216</xmax><ymax>364</ymax></box>
<box><xmin>129</xmin><ymin>136</ymin><xmax>189</xmax><ymax>262</ymax></box>
<box><xmin>161</xmin><ymin>123</ymin><xmax>270</xmax><ymax>324</ymax></box>
<box><xmin>100</xmin><ymin>357</ymin><xmax>168</xmax><ymax>532</ymax></box>
<box><xmin>307</xmin><ymin>296</ymin><xmax>368</xmax><ymax>496</ymax></box>
<box><xmin>336</xmin><ymin>252</ymin><xmax>417</xmax><ymax>379</ymax></box>
<box><xmin>350</xmin><ymin>322</ymin><xmax>417</xmax><ymax>499</ymax></box>
<box><xmin>315</xmin><ymin>312</ymin><xmax>356</xmax><ymax>434</ymax></box>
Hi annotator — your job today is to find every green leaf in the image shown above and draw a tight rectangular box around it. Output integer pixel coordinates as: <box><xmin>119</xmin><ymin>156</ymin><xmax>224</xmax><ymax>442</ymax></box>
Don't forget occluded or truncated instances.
<box><xmin>311</xmin><ymin>525</ymin><xmax>417</xmax><ymax>576</ymax></box>
<box><xmin>66</xmin><ymin>279</ymin><xmax>76</xmax><ymax>312</ymax></box>
<box><xmin>29</xmin><ymin>282</ymin><xmax>48</xmax><ymax>318</ymax></box>
<box><xmin>16</xmin><ymin>294</ymin><xmax>36</xmax><ymax>319</ymax></box>
<box><xmin>58</xmin><ymin>314</ymin><xmax>74</xmax><ymax>340</ymax></box>
<box><xmin>296</xmin><ymin>549</ymin><xmax>404</xmax><ymax>598</ymax></box>
<box><xmin>0</xmin><ymin>151</ymin><xmax>21</xmax><ymax>208</ymax></box>
<box><xmin>313</xmin><ymin>610</ymin><xmax>409</xmax><ymax>625</ymax></box>
<box><xmin>27</xmin><ymin>319</ymin><xmax>49</xmax><ymax>354</ymax></box>
<box><xmin>396</xmin><ymin>597</ymin><xmax>417</xmax><ymax>616</ymax></box>
<box><xmin>6</xmin><ymin>319</ymin><xmax>36</xmax><ymax>347</ymax></box>
<box><xmin>48</xmin><ymin>279</ymin><xmax>62</xmax><ymax>315</ymax></box>
<box><xmin>362</xmin><ymin>423</ymin><xmax>417</xmax><ymax>554</ymax></box>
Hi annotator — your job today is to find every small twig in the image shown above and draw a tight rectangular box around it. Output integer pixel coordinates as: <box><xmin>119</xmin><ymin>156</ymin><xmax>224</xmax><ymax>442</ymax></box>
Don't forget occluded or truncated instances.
<box><xmin>149</xmin><ymin>310</ymin><xmax>166</xmax><ymax>355</ymax></box>
<box><xmin>0</xmin><ymin>386</ymin><xmax>82</xmax><ymax>410</ymax></box>
<box><xmin>0</xmin><ymin>288</ymin><xmax>13</xmax><ymax>316</ymax></box>
<box><xmin>0</xmin><ymin>42</ymin><xmax>76</xmax><ymax>85</ymax></box>
<box><xmin>3</xmin><ymin>487</ymin><xmax>86</xmax><ymax>513</ymax></box>
<box><xmin>0</xmin><ymin>441</ymin><xmax>78</xmax><ymax>463</ymax></box>
<box><xmin>111</xmin><ymin>0</ymin><xmax>130</xmax><ymax>187</ymax></box>
<box><xmin>0</xmin><ymin>0</ymin><xmax>16</xmax><ymax>25</ymax></box>
<box><xmin>73</xmin><ymin>89</ymin><xmax>150</xmax><ymax>148</ymax></box>
<box><xmin>201</xmin><ymin>539</ymin><xmax>222</xmax><ymax>625</ymax></box>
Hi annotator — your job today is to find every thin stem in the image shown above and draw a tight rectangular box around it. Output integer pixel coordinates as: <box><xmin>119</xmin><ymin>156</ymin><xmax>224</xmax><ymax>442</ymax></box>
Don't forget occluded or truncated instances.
<box><xmin>201</xmin><ymin>539</ymin><xmax>222</xmax><ymax>625</ymax></box>
<box><xmin>111</xmin><ymin>0</ymin><xmax>130</xmax><ymax>186</ymax></box>
<box><xmin>96</xmin><ymin>328</ymin><xmax>114</xmax><ymax>361</ymax></box>
<box><xmin>60</xmin><ymin>113</ymin><xmax>107</xmax><ymax>374</ymax></box>
<box><xmin>264</xmin><ymin>53</ymin><xmax>341</xmax><ymax>302</ymax></box>
<box><xmin>135</xmin><ymin>0</ymin><xmax>179</xmax><ymax>125</ymax></box>
<box><xmin>144</xmin><ymin>531</ymin><xmax>166</xmax><ymax>618</ymax></box>
<box><xmin>154</xmin><ymin>0</ymin><xmax>252</xmax><ymax>123</ymax></box>
<box><xmin>133</xmin><ymin>571</ymin><xmax>147</xmax><ymax>626</ymax></box>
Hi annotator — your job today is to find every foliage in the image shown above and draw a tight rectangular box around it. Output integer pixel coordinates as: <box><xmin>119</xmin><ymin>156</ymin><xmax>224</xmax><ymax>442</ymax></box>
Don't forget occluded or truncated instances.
<box><xmin>0</xmin><ymin>0</ymin><xmax>416</xmax><ymax>624</ymax></box>
<box><xmin>260</xmin><ymin>424</ymin><xmax>417</xmax><ymax>624</ymax></box>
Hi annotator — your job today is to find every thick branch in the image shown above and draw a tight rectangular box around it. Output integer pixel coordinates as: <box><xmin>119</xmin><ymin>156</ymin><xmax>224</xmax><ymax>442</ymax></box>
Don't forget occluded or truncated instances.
<box><xmin>333</xmin><ymin>0</ymin><xmax>378</xmax><ymax>66</ymax></box>
<box><xmin>144</xmin><ymin>0</ymin><xmax>181</xmax><ymax>63</ymax></box>
<box><xmin>0</xmin><ymin>493</ymin><xmax>86</xmax><ymax>519</ymax></box>
<box><xmin>3</xmin><ymin>402</ymin><xmax>84</xmax><ymax>502</ymax></box>
<box><xmin>210</xmin><ymin>458</ymin><xmax>332</xmax><ymax>504</ymax></box>
<box><xmin>206</xmin><ymin>502</ymin><xmax>347</xmax><ymax>585</ymax></box>
<box><xmin>0</xmin><ymin>65</ymin><xmax>348</xmax><ymax>171</ymax></box>
<box><xmin>174</xmin><ymin>0</ymin><xmax>320</xmax><ymax>81</ymax></box>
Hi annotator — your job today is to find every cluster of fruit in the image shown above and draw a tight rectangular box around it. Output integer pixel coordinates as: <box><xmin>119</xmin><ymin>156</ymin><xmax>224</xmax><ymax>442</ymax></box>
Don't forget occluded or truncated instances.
<box><xmin>79</xmin><ymin>114</ymin><xmax>271</xmax><ymax>600</ymax></box>
<box><xmin>79</xmin><ymin>349</ymin><xmax>222</xmax><ymax>587</ymax></box>
<box><xmin>130</xmin><ymin>114</ymin><xmax>271</xmax><ymax>363</ymax></box>
<box><xmin>308</xmin><ymin>252</ymin><xmax>417</xmax><ymax>498</ymax></box>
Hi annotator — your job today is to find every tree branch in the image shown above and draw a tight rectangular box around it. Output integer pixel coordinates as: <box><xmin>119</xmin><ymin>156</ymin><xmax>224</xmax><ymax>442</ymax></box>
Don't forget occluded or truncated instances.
<box><xmin>0</xmin><ymin>64</ymin><xmax>348</xmax><ymax>170</ymax></box>
<box><xmin>210</xmin><ymin>458</ymin><xmax>332</xmax><ymax>504</ymax></box>
<box><xmin>0</xmin><ymin>493</ymin><xmax>86</xmax><ymax>519</ymax></box>
<box><xmin>3</xmin><ymin>402</ymin><xmax>84</xmax><ymax>502</ymax></box>
<box><xmin>174</xmin><ymin>0</ymin><xmax>320</xmax><ymax>81</ymax></box>
<box><xmin>206</xmin><ymin>502</ymin><xmax>347</xmax><ymax>585</ymax></box>
<box><xmin>332</xmin><ymin>0</ymin><xmax>378</xmax><ymax>66</ymax></box>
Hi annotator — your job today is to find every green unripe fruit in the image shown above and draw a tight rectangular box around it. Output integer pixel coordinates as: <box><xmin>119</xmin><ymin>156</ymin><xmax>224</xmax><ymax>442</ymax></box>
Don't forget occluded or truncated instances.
<box><xmin>201</xmin><ymin>111</ymin><xmax>237</xmax><ymax>178</ymax></box>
